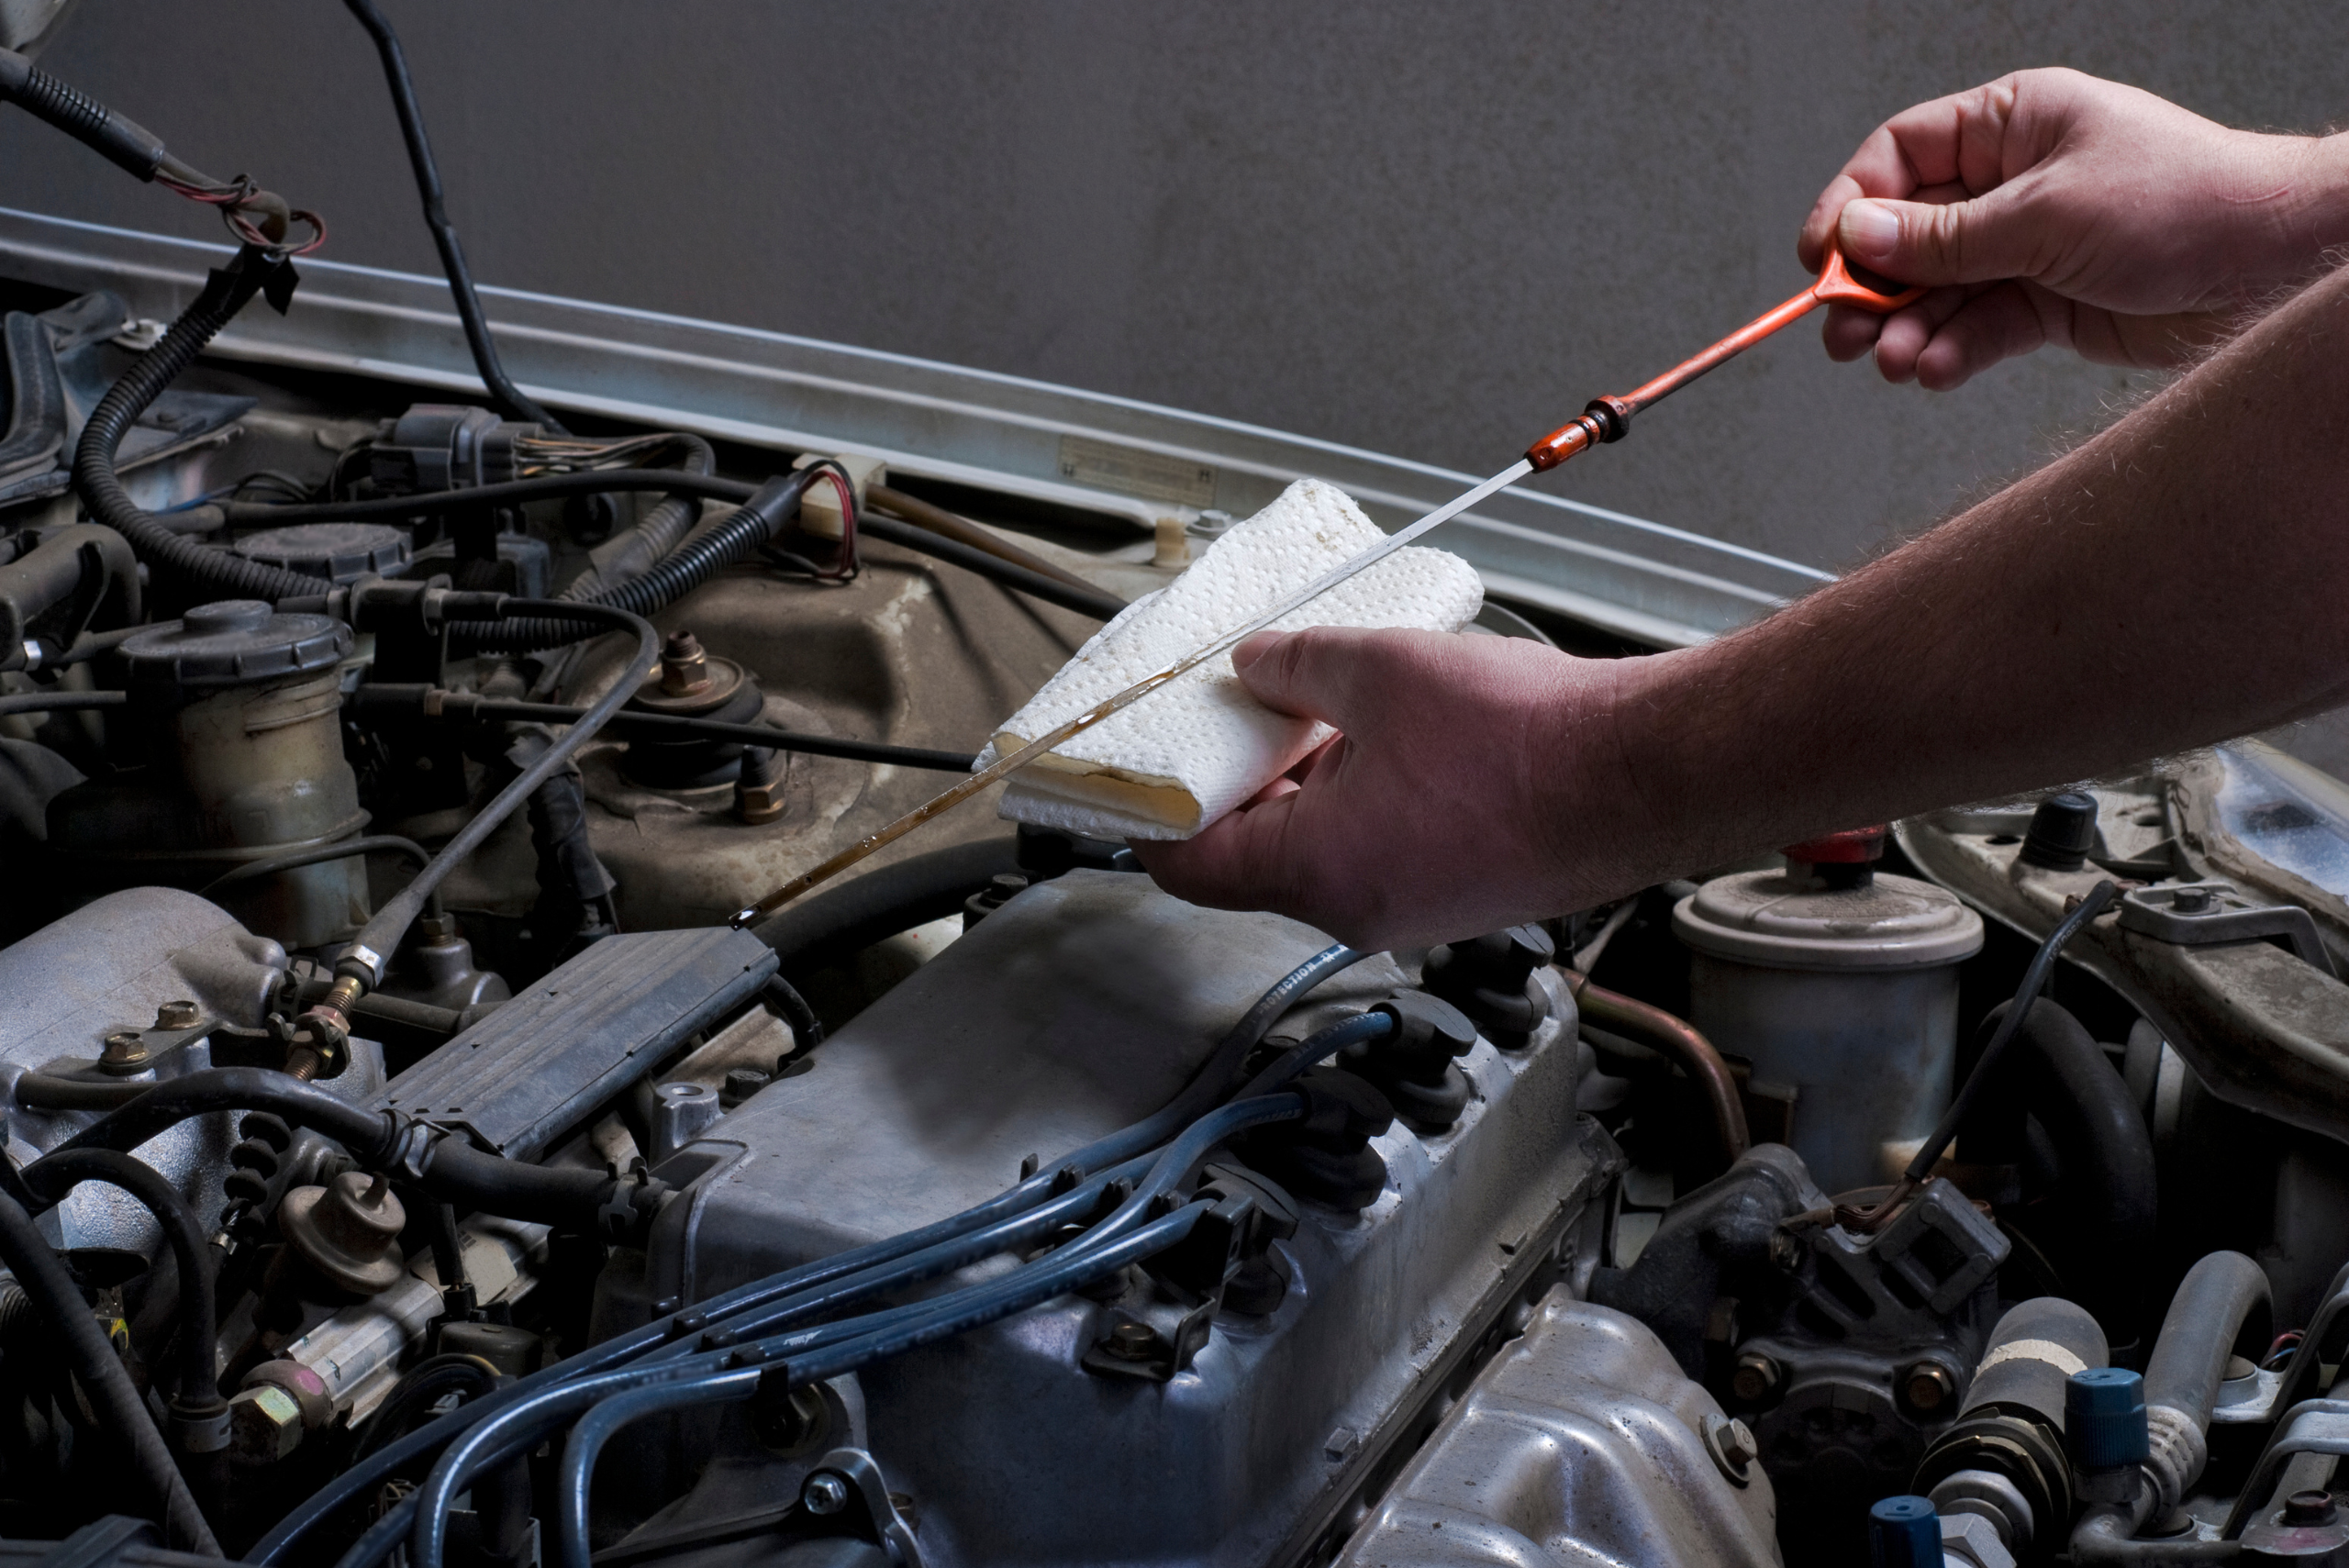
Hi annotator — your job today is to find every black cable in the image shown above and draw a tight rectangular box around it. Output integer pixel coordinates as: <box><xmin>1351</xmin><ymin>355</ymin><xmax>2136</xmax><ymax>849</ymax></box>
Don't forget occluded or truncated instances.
<box><xmin>349</xmin><ymin>1354</ymin><xmax>498</xmax><ymax>1463</ymax></box>
<box><xmin>341</xmin><ymin>598</ymin><xmax>659</xmax><ymax>984</ymax></box>
<box><xmin>197</xmin><ymin>833</ymin><xmax>444</xmax><ymax>919</ymax></box>
<box><xmin>217</xmin><ymin>467</ymin><xmax>1127</xmax><ymax>622</ymax></box>
<box><xmin>761</xmin><ymin>973</ymin><xmax>823</xmax><ymax>1050</ymax></box>
<box><xmin>340</xmin><ymin>0</ymin><xmax>562</xmax><ymax>432</ymax></box>
<box><xmin>382</xmin><ymin>692</ymin><xmax>977</xmax><ymax>773</ymax></box>
<box><xmin>1904</xmin><ymin>880</ymin><xmax>2119</xmax><ymax>1184</ymax></box>
<box><xmin>26</xmin><ymin>1150</ymin><xmax>219</xmax><ymax>1417</ymax></box>
<box><xmin>0</xmin><ymin>1189</ymin><xmax>219</xmax><ymax>1554</ymax></box>
<box><xmin>73</xmin><ymin>244</ymin><xmax>320</xmax><ymax>602</ymax></box>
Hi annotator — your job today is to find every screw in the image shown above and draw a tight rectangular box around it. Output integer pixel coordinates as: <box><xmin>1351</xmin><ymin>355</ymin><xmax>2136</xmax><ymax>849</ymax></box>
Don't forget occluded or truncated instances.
<box><xmin>1702</xmin><ymin>1411</ymin><xmax>1758</xmax><ymax>1482</ymax></box>
<box><xmin>660</xmin><ymin>631</ymin><xmax>712</xmax><ymax>697</ymax></box>
<box><xmin>1104</xmin><ymin>1320</ymin><xmax>1159</xmax><ymax>1361</ymax></box>
<box><xmin>98</xmin><ymin>1031</ymin><xmax>150</xmax><ymax>1075</ymax></box>
<box><xmin>1903</xmin><ymin>1361</ymin><xmax>1957</xmax><ymax>1414</ymax></box>
<box><xmin>720</xmin><ymin>1068</ymin><xmax>771</xmax><ymax>1108</ymax></box>
<box><xmin>1730</xmin><ymin>1351</ymin><xmax>1782</xmax><ymax>1403</ymax></box>
<box><xmin>152</xmin><ymin>1000</ymin><xmax>200</xmax><ymax>1030</ymax></box>
<box><xmin>1767</xmin><ymin>1230</ymin><xmax>1804</xmax><ymax>1271</ymax></box>
<box><xmin>2285</xmin><ymin>1490</ymin><xmax>2340</xmax><ymax>1527</ymax></box>
<box><xmin>2172</xmin><ymin>886</ymin><xmax>2214</xmax><ymax>913</ymax></box>
<box><xmin>229</xmin><ymin>1385</ymin><xmax>306</xmax><ymax>1462</ymax></box>
<box><xmin>801</xmin><ymin>1473</ymin><xmax>850</xmax><ymax>1516</ymax></box>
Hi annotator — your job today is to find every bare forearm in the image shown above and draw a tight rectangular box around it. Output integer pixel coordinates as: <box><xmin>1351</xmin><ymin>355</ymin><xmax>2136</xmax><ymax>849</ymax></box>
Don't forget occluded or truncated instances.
<box><xmin>1610</xmin><ymin>260</ymin><xmax>2349</xmax><ymax>879</ymax></box>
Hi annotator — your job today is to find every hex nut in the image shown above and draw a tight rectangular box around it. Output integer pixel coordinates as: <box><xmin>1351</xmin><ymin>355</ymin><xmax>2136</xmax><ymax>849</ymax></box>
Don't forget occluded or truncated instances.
<box><xmin>1939</xmin><ymin>1509</ymin><xmax>2016</xmax><ymax>1568</ymax></box>
<box><xmin>229</xmin><ymin>1385</ymin><xmax>306</xmax><ymax>1462</ymax></box>
<box><xmin>801</xmin><ymin>1472</ymin><xmax>850</xmax><ymax>1517</ymax></box>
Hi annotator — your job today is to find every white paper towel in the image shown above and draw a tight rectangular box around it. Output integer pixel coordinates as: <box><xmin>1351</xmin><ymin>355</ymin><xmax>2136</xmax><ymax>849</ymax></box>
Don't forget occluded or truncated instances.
<box><xmin>974</xmin><ymin>478</ymin><xmax>1483</xmax><ymax>840</ymax></box>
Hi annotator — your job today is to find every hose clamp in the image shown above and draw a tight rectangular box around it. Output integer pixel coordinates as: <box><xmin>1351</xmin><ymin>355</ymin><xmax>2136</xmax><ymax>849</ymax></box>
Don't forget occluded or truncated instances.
<box><xmin>383</xmin><ymin>1118</ymin><xmax>442</xmax><ymax>1185</ymax></box>
<box><xmin>2143</xmin><ymin>1402</ymin><xmax>2206</xmax><ymax>1513</ymax></box>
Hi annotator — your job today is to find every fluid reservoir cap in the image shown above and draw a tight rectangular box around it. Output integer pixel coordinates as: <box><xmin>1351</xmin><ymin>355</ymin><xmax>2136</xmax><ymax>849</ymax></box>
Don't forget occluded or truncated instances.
<box><xmin>1673</xmin><ymin>866</ymin><xmax>1984</xmax><ymax>971</ymax></box>
<box><xmin>119</xmin><ymin>599</ymin><xmax>352</xmax><ymax>690</ymax></box>
<box><xmin>231</xmin><ymin>522</ymin><xmax>411</xmax><ymax>584</ymax></box>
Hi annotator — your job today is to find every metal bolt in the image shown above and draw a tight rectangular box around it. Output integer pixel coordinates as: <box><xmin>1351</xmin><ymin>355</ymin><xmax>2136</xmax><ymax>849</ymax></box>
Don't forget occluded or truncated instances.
<box><xmin>1730</xmin><ymin>1351</ymin><xmax>1782</xmax><ymax>1403</ymax></box>
<box><xmin>720</xmin><ymin>1068</ymin><xmax>771</xmax><ymax>1108</ymax></box>
<box><xmin>2285</xmin><ymin>1490</ymin><xmax>2340</xmax><ymax>1527</ymax></box>
<box><xmin>98</xmin><ymin>1031</ymin><xmax>150</xmax><ymax>1075</ymax></box>
<box><xmin>1767</xmin><ymin>1230</ymin><xmax>1804</xmax><ymax>1271</ymax></box>
<box><xmin>660</xmin><ymin>631</ymin><xmax>712</xmax><ymax>697</ymax></box>
<box><xmin>801</xmin><ymin>1473</ymin><xmax>850</xmax><ymax>1517</ymax></box>
<box><xmin>2172</xmin><ymin>886</ymin><xmax>2214</xmax><ymax>913</ymax></box>
<box><xmin>229</xmin><ymin>1385</ymin><xmax>306</xmax><ymax>1462</ymax></box>
<box><xmin>1903</xmin><ymin>1361</ymin><xmax>1957</xmax><ymax>1414</ymax></box>
<box><xmin>152</xmin><ymin>1000</ymin><xmax>200</xmax><ymax>1030</ymax></box>
<box><xmin>1105</xmin><ymin>1320</ymin><xmax>1159</xmax><ymax>1361</ymax></box>
<box><xmin>1701</xmin><ymin>1412</ymin><xmax>1757</xmax><ymax>1483</ymax></box>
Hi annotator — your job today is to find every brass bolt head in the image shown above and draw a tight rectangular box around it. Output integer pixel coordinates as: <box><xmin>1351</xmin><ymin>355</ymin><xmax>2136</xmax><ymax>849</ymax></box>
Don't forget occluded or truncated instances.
<box><xmin>1730</xmin><ymin>1351</ymin><xmax>1782</xmax><ymax>1403</ymax></box>
<box><xmin>229</xmin><ymin>1385</ymin><xmax>306</xmax><ymax>1462</ymax></box>
<box><xmin>1902</xmin><ymin>1361</ymin><xmax>1957</xmax><ymax>1414</ymax></box>
<box><xmin>660</xmin><ymin>631</ymin><xmax>712</xmax><ymax>697</ymax></box>
<box><xmin>152</xmin><ymin>1000</ymin><xmax>200</xmax><ymax>1030</ymax></box>
<box><xmin>98</xmin><ymin>1031</ymin><xmax>150</xmax><ymax>1074</ymax></box>
<box><xmin>735</xmin><ymin>780</ymin><xmax>785</xmax><ymax>824</ymax></box>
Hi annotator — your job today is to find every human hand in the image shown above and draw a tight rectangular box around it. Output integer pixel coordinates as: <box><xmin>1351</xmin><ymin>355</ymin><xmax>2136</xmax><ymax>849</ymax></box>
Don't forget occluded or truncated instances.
<box><xmin>1798</xmin><ymin>68</ymin><xmax>2349</xmax><ymax>388</ymax></box>
<box><xmin>1132</xmin><ymin>627</ymin><xmax>1652</xmax><ymax>951</ymax></box>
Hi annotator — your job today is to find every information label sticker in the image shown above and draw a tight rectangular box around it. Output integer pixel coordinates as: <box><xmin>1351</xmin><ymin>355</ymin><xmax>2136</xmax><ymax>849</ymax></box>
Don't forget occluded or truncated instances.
<box><xmin>1056</xmin><ymin>434</ymin><xmax>1217</xmax><ymax>507</ymax></box>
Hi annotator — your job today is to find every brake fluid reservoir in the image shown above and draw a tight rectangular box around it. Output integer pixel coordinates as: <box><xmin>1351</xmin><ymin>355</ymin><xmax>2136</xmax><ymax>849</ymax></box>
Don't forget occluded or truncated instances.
<box><xmin>1671</xmin><ymin>828</ymin><xmax>1983</xmax><ymax>1195</ymax></box>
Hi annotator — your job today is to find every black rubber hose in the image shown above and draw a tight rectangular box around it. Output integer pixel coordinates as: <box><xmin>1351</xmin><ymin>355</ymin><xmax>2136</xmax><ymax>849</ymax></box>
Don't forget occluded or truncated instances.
<box><xmin>343</xmin><ymin>598</ymin><xmax>659</xmax><ymax>984</ymax></box>
<box><xmin>761</xmin><ymin>973</ymin><xmax>824</xmax><ymax>1050</ymax></box>
<box><xmin>751</xmin><ymin>835</ymin><xmax>1022</xmax><ymax>970</ymax></box>
<box><xmin>72</xmin><ymin>244</ymin><xmax>319</xmax><ymax>603</ymax></box>
<box><xmin>414</xmin><ymin>1138</ymin><xmax>629</xmax><ymax>1232</ymax></box>
<box><xmin>0</xmin><ymin>1190</ymin><xmax>219</xmax><ymax>1554</ymax></box>
<box><xmin>451</xmin><ymin>473</ymin><xmax>812</xmax><ymax>651</ymax></box>
<box><xmin>0</xmin><ymin>689</ymin><xmax>125</xmax><ymax>719</ymax></box>
<box><xmin>2145</xmin><ymin>1250</ymin><xmax>2271</xmax><ymax>1429</ymax></box>
<box><xmin>26</xmin><ymin>1149</ymin><xmax>219</xmax><ymax>1414</ymax></box>
<box><xmin>28</xmin><ymin>1068</ymin><xmax>397</xmax><ymax>1167</ymax></box>
<box><xmin>13</xmin><ymin>1073</ymin><xmax>151</xmax><ymax>1112</ymax></box>
<box><xmin>198</xmin><ymin>833</ymin><xmax>444</xmax><ymax>921</ymax></box>
<box><xmin>340</xmin><ymin>0</ymin><xmax>562</xmax><ymax>432</ymax></box>
<box><xmin>1956</xmin><ymin>998</ymin><xmax>2158</xmax><ymax>1330</ymax></box>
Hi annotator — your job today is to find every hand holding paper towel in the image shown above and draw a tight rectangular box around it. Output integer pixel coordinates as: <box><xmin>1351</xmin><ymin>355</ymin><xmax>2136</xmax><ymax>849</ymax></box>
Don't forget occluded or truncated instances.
<box><xmin>976</xmin><ymin>478</ymin><xmax>1484</xmax><ymax>840</ymax></box>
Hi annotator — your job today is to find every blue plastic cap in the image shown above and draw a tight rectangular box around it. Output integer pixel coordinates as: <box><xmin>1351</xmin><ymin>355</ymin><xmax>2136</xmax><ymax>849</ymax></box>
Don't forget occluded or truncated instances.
<box><xmin>2065</xmin><ymin>1367</ymin><xmax>2151</xmax><ymax>1470</ymax></box>
<box><xmin>1870</xmin><ymin>1496</ymin><xmax>1944</xmax><ymax>1568</ymax></box>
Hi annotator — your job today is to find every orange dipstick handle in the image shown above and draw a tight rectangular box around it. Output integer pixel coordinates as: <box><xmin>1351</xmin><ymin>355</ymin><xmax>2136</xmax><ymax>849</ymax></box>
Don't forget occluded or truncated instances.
<box><xmin>1525</xmin><ymin>241</ymin><xmax>1927</xmax><ymax>473</ymax></box>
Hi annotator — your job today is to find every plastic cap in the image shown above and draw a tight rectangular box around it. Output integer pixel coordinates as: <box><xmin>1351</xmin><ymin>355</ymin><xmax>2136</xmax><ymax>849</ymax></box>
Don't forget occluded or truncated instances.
<box><xmin>2065</xmin><ymin>1367</ymin><xmax>2150</xmax><ymax>1470</ymax></box>
<box><xmin>1782</xmin><ymin>825</ymin><xmax>1887</xmax><ymax>863</ymax></box>
<box><xmin>1869</xmin><ymin>1496</ymin><xmax>1943</xmax><ymax>1568</ymax></box>
<box><xmin>2021</xmin><ymin>791</ymin><xmax>2098</xmax><ymax>871</ymax></box>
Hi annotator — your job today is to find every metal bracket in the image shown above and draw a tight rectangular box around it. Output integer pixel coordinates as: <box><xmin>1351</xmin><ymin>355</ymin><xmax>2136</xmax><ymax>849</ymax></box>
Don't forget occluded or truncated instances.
<box><xmin>802</xmin><ymin>1448</ymin><xmax>923</xmax><ymax>1568</ymax></box>
<box><xmin>2119</xmin><ymin>884</ymin><xmax>2337</xmax><ymax>978</ymax></box>
<box><xmin>2222</xmin><ymin>1399</ymin><xmax>2349</xmax><ymax>1538</ymax></box>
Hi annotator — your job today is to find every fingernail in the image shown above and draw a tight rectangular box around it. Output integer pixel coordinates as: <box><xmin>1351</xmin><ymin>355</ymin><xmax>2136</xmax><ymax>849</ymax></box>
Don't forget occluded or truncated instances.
<box><xmin>1231</xmin><ymin>630</ymin><xmax>1284</xmax><ymax>671</ymax></box>
<box><xmin>1840</xmin><ymin>200</ymin><xmax>1899</xmax><ymax>263</ymax></box>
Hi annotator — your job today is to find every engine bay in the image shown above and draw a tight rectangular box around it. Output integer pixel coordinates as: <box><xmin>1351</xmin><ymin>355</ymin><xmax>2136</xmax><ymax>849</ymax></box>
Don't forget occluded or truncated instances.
<box><xmin>8</xmin><ymin>20</ymin><xmax>2349</xmax><ymax>1568</ymax></box>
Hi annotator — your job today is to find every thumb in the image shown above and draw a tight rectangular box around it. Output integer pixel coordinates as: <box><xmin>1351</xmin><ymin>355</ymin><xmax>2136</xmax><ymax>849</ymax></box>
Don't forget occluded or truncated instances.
<box><xmin>1231</xmin><ymin>628</ymin><xmax>1361</xmax><ymax>727</ymax></box>
<box><xmin>1837</xmin><ymin>188</ymin><xmax>2038</xmax><ymax>288</ymax></box>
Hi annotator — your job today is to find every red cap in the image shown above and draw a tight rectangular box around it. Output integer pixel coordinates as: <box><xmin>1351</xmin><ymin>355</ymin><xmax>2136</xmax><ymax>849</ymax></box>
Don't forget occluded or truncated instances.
<box><xmin>1781</xmin><ymin>826</ymin><xmax>1887</xmax><ymax>864</ymax></box>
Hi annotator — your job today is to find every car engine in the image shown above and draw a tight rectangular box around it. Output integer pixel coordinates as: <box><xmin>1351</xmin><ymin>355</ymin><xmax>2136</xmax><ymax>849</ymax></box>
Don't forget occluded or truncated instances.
<box><xmin>7</xmin><ymin>18</ymin><xmax>2349</xmax><ymax>1568</ymax></box>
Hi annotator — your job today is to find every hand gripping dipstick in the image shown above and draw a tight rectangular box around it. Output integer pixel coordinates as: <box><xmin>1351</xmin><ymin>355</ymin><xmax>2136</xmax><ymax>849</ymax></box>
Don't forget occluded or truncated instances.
<box><xmin>729</xmin><ymin>245</ymin><xmax>1925</xmax><ymax>927</ymax></box>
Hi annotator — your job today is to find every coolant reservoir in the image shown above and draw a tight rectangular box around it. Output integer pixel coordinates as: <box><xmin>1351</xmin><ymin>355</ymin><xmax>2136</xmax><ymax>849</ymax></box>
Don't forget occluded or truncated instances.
<box><xmin>1672</xmin><ymin>828</ymin><xmax>1983</xmax><ymax>1195</ymax></box>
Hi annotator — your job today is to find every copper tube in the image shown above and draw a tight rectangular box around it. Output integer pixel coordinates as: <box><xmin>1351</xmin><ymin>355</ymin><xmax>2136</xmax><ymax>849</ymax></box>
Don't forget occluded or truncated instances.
<box><xmin>1569</xmin><ymin>974</ymin><xmax>1750</xmax><ymax>1173</ymax></box>
<box><xmin>866</xmin><ymin>484</ymin><xmax>1118</xmax><ymax>601</ymax></box>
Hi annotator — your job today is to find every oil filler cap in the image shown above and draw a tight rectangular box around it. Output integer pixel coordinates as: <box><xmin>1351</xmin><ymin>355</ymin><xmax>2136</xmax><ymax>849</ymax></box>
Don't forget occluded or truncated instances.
<box><xmin>232</xmin><ymin>522</ymin><xmax>412</xmax><ymax>585</ymax></box>
<box><xmin>119</xmin><ymin>599</ymin><xmax>352</xmax><ymax>691</ymax></box>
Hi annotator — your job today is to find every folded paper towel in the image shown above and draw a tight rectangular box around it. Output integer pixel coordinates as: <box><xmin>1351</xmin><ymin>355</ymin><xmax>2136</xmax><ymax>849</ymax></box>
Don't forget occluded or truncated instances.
<box><xmin>974</xmin><ymin>477</ymin><xmax>1484</xmax><ymax>840</ymax></box>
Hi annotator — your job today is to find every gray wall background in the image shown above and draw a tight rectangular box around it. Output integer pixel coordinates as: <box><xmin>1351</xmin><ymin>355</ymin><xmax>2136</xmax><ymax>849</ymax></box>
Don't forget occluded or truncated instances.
<box><xmin>1</xmin><ymin>2</ymin><xmax>2341</xmax><ymax>571</ymax></box>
